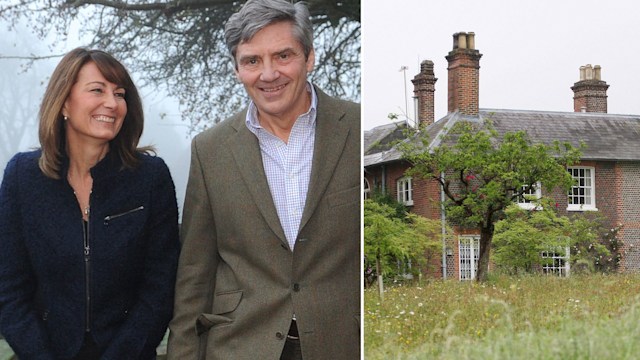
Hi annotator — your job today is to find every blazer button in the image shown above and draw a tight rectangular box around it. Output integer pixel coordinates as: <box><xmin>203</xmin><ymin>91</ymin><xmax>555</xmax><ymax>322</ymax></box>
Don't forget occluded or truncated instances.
<box><xmin>276</xmin><ymin>332</ymin><xmax>285</xmax><ymax>340</ymax></box>
<box><xmin>293</xmin><ymin>283</ymin><xmax>300</xmax><ymax>292</ymax></box>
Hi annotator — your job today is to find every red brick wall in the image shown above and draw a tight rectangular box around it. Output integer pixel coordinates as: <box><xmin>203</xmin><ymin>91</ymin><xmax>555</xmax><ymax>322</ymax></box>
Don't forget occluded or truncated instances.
<box><xmin>571</xmin><ymin>80</ymin><xmax>609</xmax><ymax>113</ymax></box>
<box><xmin>446</xmin><ymin>49</ymin><xmax>482</xmax><ymax>115</ymax></box>
<box><xmin>619</xmin><ymin>162</ymin><xmax>640</xmax><ymax>271</ymax></box>
<box><xmin>412</xmin><ymin>60</ymin><xmax>437</xmax><ymax>127</ymax></box>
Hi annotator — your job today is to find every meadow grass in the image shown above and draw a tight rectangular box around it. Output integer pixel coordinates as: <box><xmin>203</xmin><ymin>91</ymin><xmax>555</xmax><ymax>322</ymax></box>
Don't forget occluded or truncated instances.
<box><xmin>365</xmin><ymin>273</ymin><xmax>640</xmax><ymax>359</ymax></box>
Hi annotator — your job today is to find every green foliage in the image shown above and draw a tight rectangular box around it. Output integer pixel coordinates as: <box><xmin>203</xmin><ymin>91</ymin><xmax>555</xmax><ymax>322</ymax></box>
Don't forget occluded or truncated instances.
<box><xmin>403</xmin><ymin>213</ymin><xmax>444</xmax><ymax>274</ymax></box>
<box><xmin>401</xmin><ymin>120</ymin><xmax>582</xmax><ymax>228</ymax></box>
<box><xmin>368</xmin><ymin>189</ymin><xmax>408</xmax><ymax>219</ymax></box>
<box><xmin>364</xmin><ymin>199</ymin><xmax>406</xmax><ymax>277</ymax></box>
<box><xmin>568</xmin><ymin>212</ymin><xmax>623</xmax><ymax>273</ymax></box>
<box><xmin>493</xmin><ymin>200</ymin><xmax>572</xmax><ymax>273</ymax></box>
<box><xmin>364</xmin><ymin>199</ymin><xmax>443</xmax><ymax>281</ymax></box>
<box><xmin>493</xmin><ymin>199</ymin><xmax>622</xmax><ymax>274</ymax></box>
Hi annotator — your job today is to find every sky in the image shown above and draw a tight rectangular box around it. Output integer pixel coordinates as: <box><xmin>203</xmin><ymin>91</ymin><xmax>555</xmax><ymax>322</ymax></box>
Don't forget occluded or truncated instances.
<box><xmin>361</xmin><ymin>0</ymin><xmax>640</xmax><ymax>130</ymax></box>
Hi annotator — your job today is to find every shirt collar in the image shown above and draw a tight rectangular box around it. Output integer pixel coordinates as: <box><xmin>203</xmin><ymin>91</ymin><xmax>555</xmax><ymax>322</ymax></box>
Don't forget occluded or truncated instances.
<box><xmin>245</xmin><ymin>81</ymin><xmax>317</xmax><ymax>132</ymax></box>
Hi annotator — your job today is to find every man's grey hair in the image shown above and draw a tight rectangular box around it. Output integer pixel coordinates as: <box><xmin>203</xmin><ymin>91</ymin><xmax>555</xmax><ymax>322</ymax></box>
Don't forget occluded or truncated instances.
<box><xmin>224</xmin><ymin>0</ymin><xmax>314</xmax><ymax>68</ymax></box>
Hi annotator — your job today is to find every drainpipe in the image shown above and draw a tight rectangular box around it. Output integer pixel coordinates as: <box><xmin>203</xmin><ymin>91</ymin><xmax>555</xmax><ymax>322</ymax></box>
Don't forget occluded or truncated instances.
<box><xmin>440</xmin><ymin>172</ymin><xmax>447</xmax><ymax>279</ymax></box>
<box><xmin>565</xmin><ymin>245</ymin><xmax>571</xmax><ymax>277</ymax></box>
<box><xmin>381</xmin><ymin>165</ymin><xmax>387</xmax><ymax>195</ymax></box>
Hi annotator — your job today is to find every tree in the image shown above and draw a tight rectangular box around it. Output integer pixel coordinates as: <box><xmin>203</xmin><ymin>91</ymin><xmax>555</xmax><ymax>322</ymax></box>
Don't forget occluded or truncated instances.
<box><xmin>0</xmin><ymin>0</ymin><xmax>360</xmax><ymax>133</ymax></box>
<box><xmin>493</xmin><ymin>200</ymin><xmax>574</xmax><ymax>274</ymax></box>
<box><xmin>400</xmin><ymin>120</ymin><xmax>583</xmax><ymax>281</ymax></box>
<box><xmin>364</xmin><ymin>199</ymin><xmax>442</xmax><ymax>300</ymax></box>
<box><xmin>493</xmin><ymin>199</ymin><xmax>621</xmax><ymax>275</ymax></box>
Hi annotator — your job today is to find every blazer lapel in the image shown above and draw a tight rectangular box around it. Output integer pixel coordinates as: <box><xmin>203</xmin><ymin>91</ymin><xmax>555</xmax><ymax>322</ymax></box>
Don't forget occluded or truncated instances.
<box><xmin>227</xmin><ymin>114</ymin><xmax>288</xmax><ymax>245</ymax></box>
<box><xmin>299</xmin><ymin>89</ymin><xmax>350</xmax><ymax>232</ymax></box>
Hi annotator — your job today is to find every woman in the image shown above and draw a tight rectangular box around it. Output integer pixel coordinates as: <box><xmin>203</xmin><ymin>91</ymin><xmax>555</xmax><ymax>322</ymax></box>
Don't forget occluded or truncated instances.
<box><xmin>0</xmin><ymin>48</ymin><xmax>180</xmax><ymax>359</ymax></box>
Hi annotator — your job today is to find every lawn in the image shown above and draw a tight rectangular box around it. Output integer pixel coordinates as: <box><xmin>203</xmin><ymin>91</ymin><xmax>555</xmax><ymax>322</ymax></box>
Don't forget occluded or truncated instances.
<box><xmin>365</xmin><ymin>273</ymin><xmax>640</xmax><ymax>359</ymax></box>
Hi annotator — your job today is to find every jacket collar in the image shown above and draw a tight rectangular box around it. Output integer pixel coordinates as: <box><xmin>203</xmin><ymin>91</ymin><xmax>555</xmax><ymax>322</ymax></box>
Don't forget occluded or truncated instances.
<box><xmin>226</xmin><ymin>86</ymin><xmax>350</xmax><ymax>248</ymax></box>
<box><xmin>59</xmin><ymin>150</ymin><xmax>123</xmax><ymax>182</ymax></box>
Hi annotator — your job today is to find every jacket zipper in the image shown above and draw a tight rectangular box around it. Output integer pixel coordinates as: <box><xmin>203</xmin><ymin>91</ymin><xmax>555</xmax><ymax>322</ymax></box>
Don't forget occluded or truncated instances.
<box><xmin>82</xmin><ymin>202</ymin><xmax>92</xmax><ymax>333</ymax></box>
<box><xmin>103</xmin><ymin>205</ymin><xmax>144</xmax><ymax>225</ymax></box>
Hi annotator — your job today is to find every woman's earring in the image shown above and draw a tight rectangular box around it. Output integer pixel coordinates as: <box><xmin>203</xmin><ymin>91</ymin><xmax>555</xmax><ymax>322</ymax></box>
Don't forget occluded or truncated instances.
<box><xmin>63</xmin><ymin>116</ymin><xmax>68</xmax><ymax>121</ymax></box>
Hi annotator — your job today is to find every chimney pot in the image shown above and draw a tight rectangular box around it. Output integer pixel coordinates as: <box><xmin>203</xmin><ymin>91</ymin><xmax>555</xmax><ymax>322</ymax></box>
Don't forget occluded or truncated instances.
<box><xmin>421</xmin><ymin>59</ymin><xmax>434</xmax><ymax>73</ymax></box>
<box><xmin>457</xmin><ymin>32</ymin><xmax>467</xmax><ymax>49</ymax></box>
<box><xmin>594</xmin><ymin>65</ymin><xmax>602</xmax><ymax>80</ymax></box>
<box><xmin>579</xmin><ymin>66</ymin><xmax>586</xmax><ymax>80</ymax></box>
<box><xmin>467</xmin><ymin>32</ymin><xmax>476</xmax><ymax>49</ymax></box>
<box><xmin>585</xmin><ymin>64</ymin><xmax>593</xmax><ymax>80</ymax></box>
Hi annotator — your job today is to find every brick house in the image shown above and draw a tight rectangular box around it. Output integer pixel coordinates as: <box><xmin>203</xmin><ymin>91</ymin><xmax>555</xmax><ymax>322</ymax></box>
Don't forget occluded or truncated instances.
<box><xmin>364</xmin><ymin>32</ymin><xmax>640</xmax><ymax>280</ymax></box>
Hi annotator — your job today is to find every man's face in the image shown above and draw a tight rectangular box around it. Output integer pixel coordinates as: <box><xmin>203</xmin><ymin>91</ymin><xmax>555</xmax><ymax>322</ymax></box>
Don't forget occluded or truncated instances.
<box><xmin>235</xmin><ymin>21</ymin><xmax>315</xmax><ymax>124</ymax></box>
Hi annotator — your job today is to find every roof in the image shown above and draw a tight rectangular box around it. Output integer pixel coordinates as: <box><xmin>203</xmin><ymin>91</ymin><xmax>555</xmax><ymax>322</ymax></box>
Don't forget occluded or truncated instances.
<box><xmin>364</xmin><ymin>120</ymin><xmax>407</xmax><ymax>154</ymax></box>
<box><xmin>364</xmin><ymin>109</ymin><xmax>640</xmax><ymax>168</ymax></box>
<box><xmin>363</xmin><ymin>120</ymin><xmax>410</xmax><ymax>167</ymax></box>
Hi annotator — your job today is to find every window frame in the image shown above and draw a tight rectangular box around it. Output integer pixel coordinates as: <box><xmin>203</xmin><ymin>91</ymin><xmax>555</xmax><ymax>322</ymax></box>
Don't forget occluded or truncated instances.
<box><xmin>364</xmin><ymin>177</ymin><xmax>371</xmax><ymax>200</ymax></box>
<box><xmin>459</xmin><ymin>235</ymin><xmax>480</xmax><ymax>281</ymax></box>
<box><xmin>567</xmin><ymin>166</ymin><xmax>597</xmax><ymax>211</ymax></box>
<box><xmin>515</xmin><ymin>181</ymin><xmax>542</xmax><ymax>210</ymax></box>
<box><xmin>396</xmin><ymin>176</ymin><xmax>413</xmax><ymax>206</ymax></box>
<box><xmin>541</xmin><ymin>246</ymin><xmax>570</xmax><ymax>277</ymax></box>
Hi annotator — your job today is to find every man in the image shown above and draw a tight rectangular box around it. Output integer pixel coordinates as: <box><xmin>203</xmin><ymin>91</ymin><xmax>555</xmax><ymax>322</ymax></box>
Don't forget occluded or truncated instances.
<box><xmin>166</xmin><ymin>0</ymin><xmax>361</xmax><ymax>359</ymax></box>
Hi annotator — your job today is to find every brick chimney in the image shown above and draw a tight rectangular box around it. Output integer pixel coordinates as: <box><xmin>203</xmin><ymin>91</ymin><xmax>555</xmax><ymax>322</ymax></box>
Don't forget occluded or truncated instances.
<box><xmin>411</xmin><ymin>60</ymin><xmax>437</xmax><ymax>127</ymax></box>
<box><xmin>445</xmin><ymin>32</ymin><xmax>482</xmax><ymax>115</ymax></box>
<box><xmin>571</xmin><ymin>64</ymin><xmax>609</xmax><ymax>113</ymax></box>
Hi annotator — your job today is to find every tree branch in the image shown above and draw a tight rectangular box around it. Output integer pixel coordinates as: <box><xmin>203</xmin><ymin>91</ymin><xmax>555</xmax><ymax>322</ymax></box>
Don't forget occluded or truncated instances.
<box><xmin>65</xmin><ymin>0</ymin><xmax>228</xmax><ymax>12</ymax></box>
<box><xmin>0</xmin><ymin>54</ymin><xmax>65</xmax><ymax>60</ymax></box>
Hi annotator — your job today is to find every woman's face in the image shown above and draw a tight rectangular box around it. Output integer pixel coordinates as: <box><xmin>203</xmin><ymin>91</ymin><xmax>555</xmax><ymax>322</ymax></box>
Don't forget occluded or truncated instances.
<box><xmin>62</xmin><ymin>61</ymin><xmax>127</xmax><ymax>146</ymax></box>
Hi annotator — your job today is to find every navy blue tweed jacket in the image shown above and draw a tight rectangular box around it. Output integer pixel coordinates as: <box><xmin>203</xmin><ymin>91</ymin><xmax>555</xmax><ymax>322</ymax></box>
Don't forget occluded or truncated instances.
<box><xmin>0</xmin><ymin>150</ymin><xmax>180</xmax><ymax>359</ymax></box>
